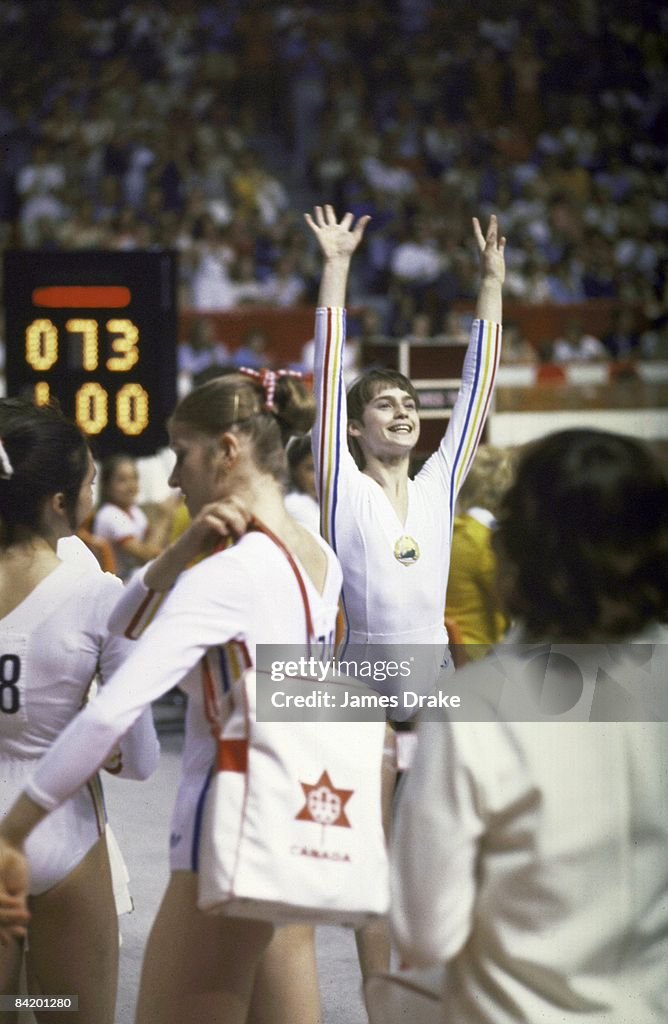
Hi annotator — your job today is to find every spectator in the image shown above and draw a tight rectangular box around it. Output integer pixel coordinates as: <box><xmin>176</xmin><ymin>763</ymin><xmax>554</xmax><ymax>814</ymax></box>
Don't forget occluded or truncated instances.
<box><xmin>400</xmin><ymin>312</ymin><xmax>433</xmax><ymax>344</ymax></box>
<box><xmin>261</xmin><ymin>254</ymin><xmax>307</xmax><ymax>307</ymax></box>
<box><xmin>445</xmin><ymin>443</ymin><xmax>516</xmax><ymax>658</ymax></box>
<box><xmin>178</xmin><ymin>317</ymin><xmax>230</xmax><ymax>380</ymax></box>
<box><xmin>552</xmin><ymin>319</ymin><xmax>607</xmax><ymax>363</ymax></box>
<box><xmin>0</xmin><ymin>0</ymin><xmax>663</xmax><ymax>347</ymax></box>
<box><xmin>190</xmin><ymin>219</ymin><xmax>237</xmax><ymax>311</ymax></box>
<box><xmin>93</xmin><ymin>454</ymin><xmax>176</xmax><ymax>582</ymax></box>
<box><xmin>232</xmin><ymin>327</ymin><xmax>275</xmax><ymax>370</ymax></box>
<box><xmin>16</xmin><ymin>142</ymin><xmax>67</xmax><ymax>246</ymax></box>
<box><xmin>640</xmin><ymin>320</ymin><xmax>668</xmax><ymax>360</ymax></box>
<box><xmin>389</xmin><ymin>219</ymin><xmax>446</xmax><ymax>324</ymax></box>
<box><xmin>602</xmin><ymin>306</ymin><xmax>641</xmax><ymax>361</ymax></box>
<box><xmin>498</xmin><ymin>321</ymin><xmax>537</xmax><ymax>364</ymax></box>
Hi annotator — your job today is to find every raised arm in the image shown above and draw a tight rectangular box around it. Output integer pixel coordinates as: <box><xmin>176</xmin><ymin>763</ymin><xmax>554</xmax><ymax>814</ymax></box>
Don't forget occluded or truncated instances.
<box><xmin>304</xmin><ymin>206</ymin><xmax>370</xmax><ymax>546</ymax></box>
<box><xmin>473</xmin><ymin>214</ymin><xmax>505</xmax><ymax>324</ymax></box>
<box><xmin>304</xmin><ymin>205</ymin><xmax>370</xmax><ymax>307</ymax></box>
<box><xmin>417</xmin><ymin>216</ymin><xmax>505</xmax><ymax>514</ymax></box>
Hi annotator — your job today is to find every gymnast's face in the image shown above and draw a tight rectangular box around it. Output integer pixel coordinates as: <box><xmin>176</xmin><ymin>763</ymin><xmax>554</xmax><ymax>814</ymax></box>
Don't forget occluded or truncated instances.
<box><xmin>168</xmin><ymin>421</ymin><xmax>222</xmax><ymax>517</ymax></box>
<box><xmin>349</xmin><ymin>387</ymin><xmax>420</xmax><ymax>462</ymax></box>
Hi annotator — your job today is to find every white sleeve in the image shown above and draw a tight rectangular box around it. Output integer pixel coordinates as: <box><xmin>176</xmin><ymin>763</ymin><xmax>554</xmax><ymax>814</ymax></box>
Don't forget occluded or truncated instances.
<box><xmin>26</xmin><ymin>555</ymin><xmax>249</xmax><ymax>812</ymax></box>
<box><xmin>56</xmin><ymin>535</ymin><xmax>103</xmax><ymax>572</ymax></box>
<box><xmin>390</xmin><ymin>719</ymin><xmax>485</xmax><ymax>966</ymax></box>
<box><xmin>107</xmin><ymin>707</ymin><xmax>160</xmax><ymax>781</ymax></box>
<box><xmin>311</xmin><ymin>306</ymin><xmax>363</xmax><ymax>549</ymax></box>
<box><xmin>106</xmin><ymin>564</ymin><xmax>167</xmax><ymax>639</ymax></box>
<box><xmin>98</xmin><ymin>626</ymin><xmax>161</xmax><ymax>783</ymax></box>
<box><xmin>416</xmin><ymin>318</ymin><xmax>501</xmax><ymax>518</ymax></box>
<box><xmin>92</xmin><ymin>573</ymin><xmax>161</xmax><ymax>782</ymax></box>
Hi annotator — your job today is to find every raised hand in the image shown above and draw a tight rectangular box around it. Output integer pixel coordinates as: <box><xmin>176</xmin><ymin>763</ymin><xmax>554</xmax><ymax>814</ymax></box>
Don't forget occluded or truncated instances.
<box><xmin>473</xmin><ymin>214</ymin><xmax>506</xmax><ymax>285</ymax></box>
<box><xmin>304</xmin><ymin>205</ymin><xmax>371</xmax><ymax>262</ymax></box>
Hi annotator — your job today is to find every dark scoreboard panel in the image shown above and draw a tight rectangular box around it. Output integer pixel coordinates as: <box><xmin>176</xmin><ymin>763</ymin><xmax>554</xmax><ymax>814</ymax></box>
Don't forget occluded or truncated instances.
<box><xmin>3</xmin><ymin>250</ymin><xmax>178</xmax><ymax>457</ymax></box>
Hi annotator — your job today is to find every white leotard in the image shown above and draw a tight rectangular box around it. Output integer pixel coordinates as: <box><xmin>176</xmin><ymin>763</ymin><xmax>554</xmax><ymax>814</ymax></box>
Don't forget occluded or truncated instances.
<box><xmin>0</xmin><ymin>561</ymin><xmax>159</xmax><ymax>894</ymax></box>
<box><xmin>93</xmin><ymin>502</ymin><xmax>149</xmax><ymax>581</ymax></box>
<box><xmin>312</xmin><ymin>308</ymin><xmax>501</xmax><ymax>706</ymax></box>
<box><xmin>284</xmin><ymin>491</ymin><xmax>320</xmax><ymax>535</ymax></box>
<box><xmin>57</xmin><ymin>534</ymin><xmax>104</xmax><ymax>572</ymax></box>
<box><xmin>25</xmin><ymin>530</ymin><xmax>342</xmax><ymax>872</ymax></box>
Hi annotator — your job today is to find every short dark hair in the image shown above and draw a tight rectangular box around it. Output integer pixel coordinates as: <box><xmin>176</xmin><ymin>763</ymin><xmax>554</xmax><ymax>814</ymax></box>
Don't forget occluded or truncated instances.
<box><xmin>493</xmin><ymin>429</ymin><xmax>668</xmax><ymax>641</ymax></box>
<box><xmin>346</xmin><ymin>370</ymin><xmax>420</xmax><ymax>469</ymax></box>
<box><xmin>0</xmin><ymin>398</ymin><xmax>90</xmax><ymax>545</ymax></box>
<box><xmin>286</xmin><ymin>433</ymin><xmax>312</xmax><ymax>470</ymax></box>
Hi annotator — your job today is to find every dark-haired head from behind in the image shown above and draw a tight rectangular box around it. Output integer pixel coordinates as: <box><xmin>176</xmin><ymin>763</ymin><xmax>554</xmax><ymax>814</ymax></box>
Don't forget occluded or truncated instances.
<box><xmin>0</xmin><ymin>398</ymin><xmax>90</xmax><ymax>547</ymax></box>
<box><xmin>286</xmin><ymin>433</ymin><xmax>317</xmax><ymax>500</ymax></box>
<box><xmin>494</xmin><ymin>429</ymin><xmax>668</xmax><ymax>641</ymax></box>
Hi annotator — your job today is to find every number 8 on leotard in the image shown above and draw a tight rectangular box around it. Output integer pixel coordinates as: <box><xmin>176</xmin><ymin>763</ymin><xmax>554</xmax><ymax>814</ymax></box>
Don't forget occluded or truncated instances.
<box><xmin>0</xmin><ymin>654</ymin><xmax>21</xmax><ymax>714</ymax></box>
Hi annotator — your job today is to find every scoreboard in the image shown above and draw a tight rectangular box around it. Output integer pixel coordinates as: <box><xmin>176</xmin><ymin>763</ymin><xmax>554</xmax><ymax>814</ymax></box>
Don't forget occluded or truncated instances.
<box><xmin>3</xmin><ymin>250</ymin><xmax>178</xmax><ymax>457</ymax></box>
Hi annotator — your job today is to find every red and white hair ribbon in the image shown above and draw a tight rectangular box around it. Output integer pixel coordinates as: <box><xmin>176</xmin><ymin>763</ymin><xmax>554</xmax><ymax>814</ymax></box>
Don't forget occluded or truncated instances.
<box><xmin>238</xmin><ymin>367</ymin><xmax>303</xmax><ymax>412</ymax></box>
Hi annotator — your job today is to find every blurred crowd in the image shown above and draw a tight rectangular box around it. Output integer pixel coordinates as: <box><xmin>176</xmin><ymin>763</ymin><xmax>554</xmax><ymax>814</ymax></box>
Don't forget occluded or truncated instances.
<box><xmin>0</xmin><ymin>0</ymin><xmax>666</xmax><ymax>349</ymax></box>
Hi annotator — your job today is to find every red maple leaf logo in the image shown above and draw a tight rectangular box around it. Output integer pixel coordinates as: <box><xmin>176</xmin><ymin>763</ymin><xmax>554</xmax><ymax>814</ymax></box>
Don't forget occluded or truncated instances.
<box><xmin>296</xmin><ymin>770</ymin><xmax>354</xmax><ymax>828</ymax></box>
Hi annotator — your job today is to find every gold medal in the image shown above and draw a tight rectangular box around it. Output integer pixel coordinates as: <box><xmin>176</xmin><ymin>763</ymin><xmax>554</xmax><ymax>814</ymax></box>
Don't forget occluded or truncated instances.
<box><xmin>393</xmin><ymin>535</ymin><xmax>420</xmax><ymax>566</ymax></box>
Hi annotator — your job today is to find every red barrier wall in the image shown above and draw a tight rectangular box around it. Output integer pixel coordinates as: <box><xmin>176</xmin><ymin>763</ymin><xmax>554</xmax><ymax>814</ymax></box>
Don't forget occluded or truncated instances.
<box><xmin>179</xmin><ymin>299</ymin><xmax>641</xmax><ymax>365</ymax></box>
<box><xmin>453</xmin><ymin>298</ymin><xmax>642</xmax><ymax>348</ymax></box>
<box><xmin>179</xmin><ymin>306</ymin><xmax>317</xmax><ymax>364</ymax></box>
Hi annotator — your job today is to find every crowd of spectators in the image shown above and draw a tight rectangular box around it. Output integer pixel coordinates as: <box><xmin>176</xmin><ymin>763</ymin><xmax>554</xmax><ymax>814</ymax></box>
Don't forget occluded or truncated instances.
<box><xmin>0</xmin><ymin>0</ymin><xmax>666</xmax><ymax>355</ymax></box>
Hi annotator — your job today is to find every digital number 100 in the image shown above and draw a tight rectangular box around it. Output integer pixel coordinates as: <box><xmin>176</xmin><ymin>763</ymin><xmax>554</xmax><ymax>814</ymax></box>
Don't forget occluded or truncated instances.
<box><xmin>34</xmin><ymin>380</ymin><xmax>150</xmax><ymax>437</ymax></box>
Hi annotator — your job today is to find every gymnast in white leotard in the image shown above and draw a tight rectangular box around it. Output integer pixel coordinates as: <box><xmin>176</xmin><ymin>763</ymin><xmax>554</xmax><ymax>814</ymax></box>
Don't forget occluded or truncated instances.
<box><xmin>0</xmin><ymin>374</ymin><xmax>342</xmax><ymax>1024</ymax></box>
<box><xmin>304</xmin><ymin>205</ymin><xmax>505</xmax><ymax>985</ymax></box>
<box><xmin>0</xmin><ymin>398</ymin><xmax>159</xmax><ymax>1024</ymax></box>
<box><xmin>306</xmin><ymin>206</ymin><xmax>505</xmax><ymax>705</ymax></box>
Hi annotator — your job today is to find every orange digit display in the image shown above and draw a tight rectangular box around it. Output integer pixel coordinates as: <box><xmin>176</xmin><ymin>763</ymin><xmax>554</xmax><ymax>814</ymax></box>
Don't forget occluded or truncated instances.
<box><xmin>106</xmin><ymin>319</ymin><xmax>140</xmax><ymax>371</ymax></box>
<box><xmin>25</xmin><ymin>319</ymin><xmax>58</xmax><ymax>371</ymax></box>
<box><xmin>34</xmin><ymin>382</ymin><xmax>51</xmax><ymax>406</ymax></box>
<box><xmin>5</xmin><ymin>251</ymin><xmax>177</xmax><ymax>456</ymax></box>
<box><xmin>75</xmin><ymin>382</ymin><xmax>108</xmax><ymax>435</ymax></box>
<box><xmin>116</xmin><ymin>382</ymin><xmax>149</xmax><ymax>436</ymax></box>
<box><xmin>65</xmin><ymin>318</ymin><xmax>99</xmax><ymax>371</ymax></box>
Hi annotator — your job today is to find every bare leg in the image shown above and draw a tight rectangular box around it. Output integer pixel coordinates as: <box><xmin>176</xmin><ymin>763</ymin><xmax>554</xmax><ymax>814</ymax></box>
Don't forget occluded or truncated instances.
<box><xmin>247</xmin><ymin>925</ymin><xmax>321</xmax><ymax>1024</ymax></box>
<box><xmin>354</xmin><ymin>918</ymin><xmax>392</xmax><ymax>981</ymax></box>
<box><xmin>355</xmin><ymin>725</ymin><xmax>396</xmax><ymax>981</ymax></box>
<box><xmin>27</xmin><ymin>835</ymin><xmax>118</xmax><ymax>1024</ymax></box>
<box><xmin>135</xmin><ymin>872</ymin><xmax>273</xmax><ymax>1024</ymax></box>
<box><xmin>0</xmin><ymin>931</ymin><xmax>22</xmax><ymax>1024</ymax></box>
